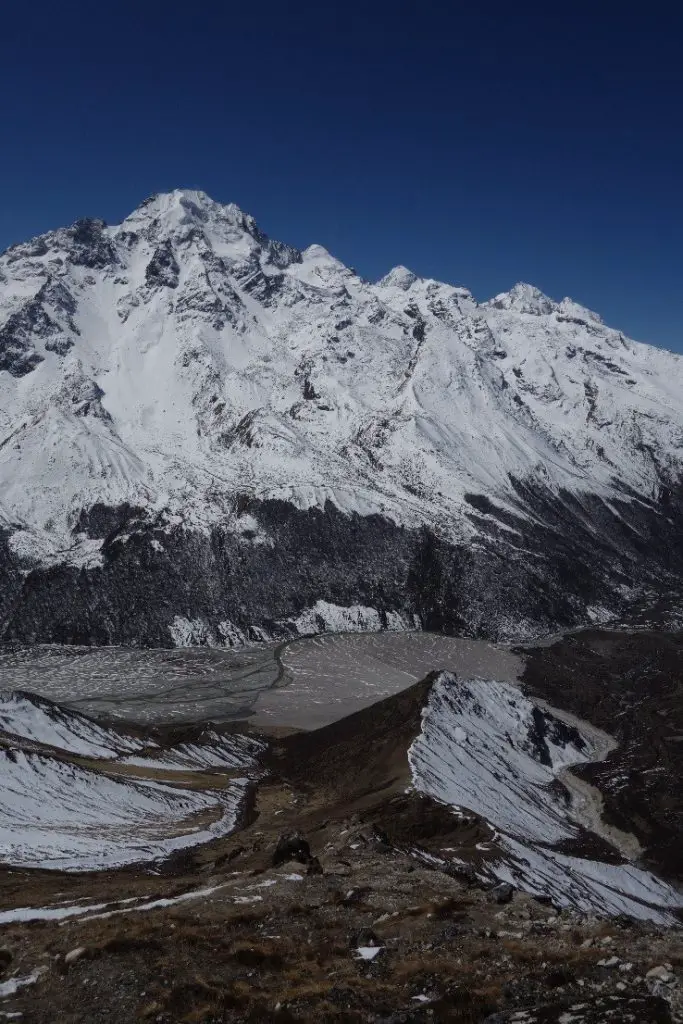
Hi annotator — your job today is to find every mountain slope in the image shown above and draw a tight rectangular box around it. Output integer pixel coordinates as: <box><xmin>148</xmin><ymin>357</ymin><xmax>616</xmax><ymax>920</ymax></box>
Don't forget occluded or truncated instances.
<box><xmin>1</xmin><ymin>190</ymin><xmax>683</xmax><ymax>644</ymax></box>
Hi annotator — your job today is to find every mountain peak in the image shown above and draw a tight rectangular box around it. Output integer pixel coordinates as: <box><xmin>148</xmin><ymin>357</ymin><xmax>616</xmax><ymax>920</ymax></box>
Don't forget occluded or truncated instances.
<box><xmin>301</xmin><ymin>243</ymin><xmax>339</xmax><ymax>263</ymax></box>
<box><xmin>489</xmin><ymin>282</ymin><xmax>557</xmax><ymax>315</ymax></box>
<box><xmin>132</xmin><ymin>188</ymin><xmax>221</xmax><ymax>216</ymax></box>
<box><xmin>120</xmin><ymin>190</ymin><xmax>259</xmax><ymax>240</ymax></box>
<box><xmin>3</xmin><ymin>190</ymin><xmax>683</xmax><ymax>657</ymax></box>
<box><xmin>376</xmin><ymin>265</ymin><xmax>419</xmax><ymax>290</ymax></box>
<box><xmin>139</xmin><ymin>188</ymin><xmax>233</xmax><ymax>210</ymax></box>
<box><xmin>557</xmin><ymin>296</ymin><xmax>604</xmax><ymax>324</ymax></box>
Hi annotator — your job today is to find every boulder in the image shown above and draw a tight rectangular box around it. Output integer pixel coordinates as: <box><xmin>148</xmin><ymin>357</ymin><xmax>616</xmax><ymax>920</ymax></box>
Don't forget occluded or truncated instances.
<box><xmin>65</xmin><ymin>946</ymin><xmax>89</xmax><ymax>964</ymax></box>
<box><xmin>272</xmin><ymin>832</ymin><xmax>311</xmax><ymax>867</ymax></box>
<box><xmin>488</xmin><ymin>882</ymin><xmax>514</xmax><ymax>905</ymax></box>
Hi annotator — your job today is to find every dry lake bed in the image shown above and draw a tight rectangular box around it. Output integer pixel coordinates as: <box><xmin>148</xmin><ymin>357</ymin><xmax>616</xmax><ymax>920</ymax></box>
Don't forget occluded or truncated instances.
<box><xmin>0</xmin><ymin>632</ymin><xmax>523</xmax><ymax>729</ymax></box>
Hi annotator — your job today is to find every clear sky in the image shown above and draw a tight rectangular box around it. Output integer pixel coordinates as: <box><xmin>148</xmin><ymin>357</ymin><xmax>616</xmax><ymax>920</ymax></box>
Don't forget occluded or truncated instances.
<box><xmin>1</xmin><ymin>2</ymin><xmax>681</xmax><ymax>349</ymax></box>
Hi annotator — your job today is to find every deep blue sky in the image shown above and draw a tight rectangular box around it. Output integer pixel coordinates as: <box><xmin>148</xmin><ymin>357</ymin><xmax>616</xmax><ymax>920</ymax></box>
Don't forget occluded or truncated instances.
<box><xmin>1</xmin><ymin>2</ymin><xmax>681</xmax><ymax>349</ymax></box>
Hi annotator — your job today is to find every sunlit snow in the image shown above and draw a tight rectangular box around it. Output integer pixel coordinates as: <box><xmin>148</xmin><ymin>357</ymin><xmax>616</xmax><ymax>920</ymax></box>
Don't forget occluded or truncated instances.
<box><xmin>2</xmin><ymin>188</ymin><xmax>682</xmax><ymax>570</ymax></box>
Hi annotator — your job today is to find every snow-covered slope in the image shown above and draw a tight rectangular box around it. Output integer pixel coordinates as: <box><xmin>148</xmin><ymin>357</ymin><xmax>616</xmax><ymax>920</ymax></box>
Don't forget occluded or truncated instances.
<box><xmin>120</xmin><ymin>730</ymin><xmax>265</xmax><ymax>772</ymax></box>
<box><xmin>0</xmin><ymin>747</ymin><xmax>249</xmax><ymax>870</ymax></box>
<box><xmin>0</xmin><ymin>689</ymin><xmax>265</xmax><ymax>773</ymax></box>
<box><xmin>409</xmin><ymin>673</ymin><xmax>683</xmax><ymax>923</ymax></box>
<box><xmin>0</xmin><ymin>689</ymin><xmax>263</xmax><ymax>870</ymax></box>
<box><xmin>0</xmin><ymin>690</ymin><xmax>145</xmax><ymax>758</ymax></box>
<box><xmin>408</xmin><ymin>676</ymin><xmax>593</xmax><ymax>844</ymax></box>
<box><xmin>1</xmin><ymin>190</ymin><xmax>683</xmax><ymax>643</ymax></box>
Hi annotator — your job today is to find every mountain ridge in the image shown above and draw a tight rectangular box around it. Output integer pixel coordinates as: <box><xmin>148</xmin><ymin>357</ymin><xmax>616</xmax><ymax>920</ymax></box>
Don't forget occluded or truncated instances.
<box><xmin>1</xmin><ymin>189</ymin><xmax>683</xmax><ymax>645</ymax></box>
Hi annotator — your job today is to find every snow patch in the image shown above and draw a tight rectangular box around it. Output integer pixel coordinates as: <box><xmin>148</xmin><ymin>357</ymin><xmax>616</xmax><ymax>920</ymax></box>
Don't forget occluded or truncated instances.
<box><xmin>0</xmin><ymin>900</ymin><xmax>128</xmax><ymax>925</ymax></box>
<box><xmin>168</xmin><ymin>617</ymin><xmax>217</xmax><ymax>648</ymax></box>
<box><xmin>169</xmin><ymin>605</ymin><xmax>417</xmax><ymax>648</ymax></box>
<box><xmin>78</xmin><ymin>884</ymin><xmax>226</xmax><ymax>922</ymax></box>
<box><xmin>356</xmin><ymin>946</ymin><xmax>383</xmax><ymax>961</ymax></box>
<box><xmin>294</xmin><ymin>601</ymin><xmax>414</xmax><ymax>636</ymax></box>
<box><xmin>0</xmin><ymin>970</ymin><xmax>45</xmax><ymax>1000</ymax></box>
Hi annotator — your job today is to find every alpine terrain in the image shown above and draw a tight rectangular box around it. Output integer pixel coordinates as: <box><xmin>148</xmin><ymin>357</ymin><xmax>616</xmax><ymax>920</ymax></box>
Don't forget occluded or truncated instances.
<box><xmin>1</xmin><ymin>191</ymin><xmax>683</xmax><ymax>1021</ymax></box>
<box><xmin>1</xmin><ymin>188</ymin><xmax>683</xmax><ymax>644</ymax></box>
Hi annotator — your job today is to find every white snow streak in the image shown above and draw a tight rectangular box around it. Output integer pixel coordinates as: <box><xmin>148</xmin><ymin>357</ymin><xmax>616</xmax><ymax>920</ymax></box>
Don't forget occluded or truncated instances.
<box><xmin>120</xmin><ymin>730</ymin><xmax>265</xmax><ymax>772</ymax></box>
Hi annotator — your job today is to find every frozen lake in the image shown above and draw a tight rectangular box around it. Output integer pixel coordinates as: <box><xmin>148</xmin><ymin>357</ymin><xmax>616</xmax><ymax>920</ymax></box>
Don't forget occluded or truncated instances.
<box><xmin>0</xmin><ymin>633</ymin><xmax>523</xmax><ymax>729</ymax></box>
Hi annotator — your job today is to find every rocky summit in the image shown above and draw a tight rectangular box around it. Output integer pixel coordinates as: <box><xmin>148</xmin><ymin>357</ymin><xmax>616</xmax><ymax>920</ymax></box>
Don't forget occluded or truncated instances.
<box><xmin>2</xmin><ymin>189</ymin><xmax>683</xmax><ymax>645</ymax></box>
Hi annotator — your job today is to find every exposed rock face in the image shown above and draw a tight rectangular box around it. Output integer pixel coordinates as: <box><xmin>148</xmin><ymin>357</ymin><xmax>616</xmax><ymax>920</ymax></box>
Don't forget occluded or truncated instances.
<box><xmin>4</xmin><ymin>484</ymin><xmax>683</xmax><ymax>646</ymax></box>
<box><xmin>145</xmin><ymin>240</ymin><xmax>180</xmax><ymax>289</ymax></box>
<box><xmin>1</xmin><ymin>189</ymin><xmax>683</xmax><ymax>644</ymax></box>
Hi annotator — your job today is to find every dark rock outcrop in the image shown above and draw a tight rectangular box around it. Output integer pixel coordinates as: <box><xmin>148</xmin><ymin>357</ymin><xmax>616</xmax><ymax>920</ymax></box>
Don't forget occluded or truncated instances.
<box><xmin>145</xmin><ymin>240</ymin><xmax>180</xmax><ymax>289</ymax></box>
<box><xmin>272</xmin><ymin>833</ymin><xmax>312</xmax><ymax>867</ymax></box>
<box><xmin>3</xmin><ymin>475</ymin><xmax>683</xmax><ymax>646</ymax></box>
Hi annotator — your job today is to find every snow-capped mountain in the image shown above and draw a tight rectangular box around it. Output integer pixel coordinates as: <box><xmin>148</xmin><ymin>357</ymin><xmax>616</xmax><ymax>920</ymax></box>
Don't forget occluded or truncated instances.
<box><xmin>1</xmin><ymin>189</ymin><xmax>683</xmax><ymax>645</ymax></box>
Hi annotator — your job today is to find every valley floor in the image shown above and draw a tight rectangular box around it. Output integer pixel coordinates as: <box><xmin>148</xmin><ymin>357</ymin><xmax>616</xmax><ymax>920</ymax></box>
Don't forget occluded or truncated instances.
<box><xmin>0</xmin><ymin>633</ymin><xmax>522</xmax><ymax>728</ymax></box>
